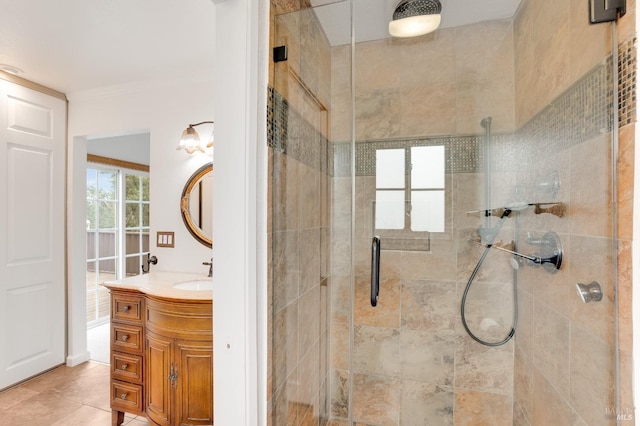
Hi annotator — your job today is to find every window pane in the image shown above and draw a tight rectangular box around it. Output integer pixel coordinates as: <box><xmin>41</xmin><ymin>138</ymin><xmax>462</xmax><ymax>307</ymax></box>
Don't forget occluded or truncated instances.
<box><xmin>126</xmin><ymin>175</ymin><xmax>140</xmax><ymax>201</ymax></box>
<box><xmin>375</xmin><ymin>190</ymin><xmax>405</xmax><ymax>230</ymax></box>
<box><xmin>411</xmin><ymin>145</ymin><xmax>445</xmax><ymax>189</ymax></box>
<box><xmin>142</xmin><ymin>203</ymin><xmax>150</xmax><ymax>227</ymax></box>
<box><xmin>97</xmin><ymin>231</ymin><xmax>117</xmax><ymax>257</ymax></box>
<box><xmin>411</xmin><ymin>190</ymin><xmax>445</xmax><ymax>232</ymax></box>
<box><xmin>98</xmin><ymin>258</ymin><xmax>117</xmax><ymax>282</ymax></box>
<box><xmin>126</xmin><ymin>202</ymin><xmax>140</xmax><ymax>228</ymax></box>
<box><xmin>86</xmin><ymin>231</ymin><xmax>97</xmax><ymax>259</ymax></box>
<box><xmin>98</xmin><ymin>201</ymin><xmax>117</xmax><ymax>228</ymax></box>
<box><xmin>87</xmin><ymin>169</ymin><xmax>97</xmax><ymax>199</ymax></box>
<box><xmin>142</xmin><ymin>176</ymin><xmax>150</xmax><ymax>201</ymax></box>
<box><xmin>86</xmin><ymin>199</ymin><xmax>97</xmax><ymax>230</ymax></box>
<box><xmin>126</xmin><ymin>231</ymin><xmax>140</xmax><ymax>255</ymax></box>
<box><xmin>86</xmin><ymin>261</ymin><xmax>97</xmax><ymax>290</ymax></box>
<box><xmin>142</xmin><ymin>231</ymin><xmax>150</xmax><ymax>252</ymax></box>
<box><xmin>376</xmin><ymin>149</ymin><xmax>405</xmax><ymax>189</ymax></box>
<box><xmin>126</xmin><ymin>255</ymin><xmax>141</xmax><ymax>276</ymax></box>
<box><xmin>98</xmin><ymin>171</ymin><xmax>117</xmax><ymax>200</ymax></box>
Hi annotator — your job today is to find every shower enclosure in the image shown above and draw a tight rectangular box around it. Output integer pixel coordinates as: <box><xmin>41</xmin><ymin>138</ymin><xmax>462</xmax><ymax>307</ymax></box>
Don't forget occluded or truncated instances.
<box><xmin>269</xmin><ymin>0</ymin><xmax>625</xmax><ymax>424</ymax></box>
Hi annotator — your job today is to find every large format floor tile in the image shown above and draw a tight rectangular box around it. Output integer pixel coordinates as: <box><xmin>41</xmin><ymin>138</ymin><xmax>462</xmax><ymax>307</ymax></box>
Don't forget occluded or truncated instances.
<box><xmin>0</xmin><ymin>362</ymin><xmax>149</xmax><ymax>425</ymax></box>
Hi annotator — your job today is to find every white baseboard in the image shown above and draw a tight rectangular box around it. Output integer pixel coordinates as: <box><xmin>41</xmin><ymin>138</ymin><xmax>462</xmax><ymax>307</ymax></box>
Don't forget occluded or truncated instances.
<box><xmin>66</xmin><ymin>351</ymin><xmax>90</xmax><ymax>367</ymax></box>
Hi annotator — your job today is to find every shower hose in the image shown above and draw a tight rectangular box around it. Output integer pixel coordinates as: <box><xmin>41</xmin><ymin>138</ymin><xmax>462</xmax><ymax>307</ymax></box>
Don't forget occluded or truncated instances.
<box><xmin>460</xmin><ymin>209</ymin><xmax>518</xmax><ymax>347</ymax></box>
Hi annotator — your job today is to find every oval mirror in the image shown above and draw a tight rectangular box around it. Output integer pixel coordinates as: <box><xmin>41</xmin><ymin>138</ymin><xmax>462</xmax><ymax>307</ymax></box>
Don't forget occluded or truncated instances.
<box><xmin>180</xmin><ymin>163</ymin><xmax>212</xmax><ymax>248</ymax></box>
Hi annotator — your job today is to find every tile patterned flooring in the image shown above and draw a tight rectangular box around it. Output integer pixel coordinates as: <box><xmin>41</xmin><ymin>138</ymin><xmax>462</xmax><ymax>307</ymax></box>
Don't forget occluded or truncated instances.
<box><xmin>0</xmin><ymin>361</ymin><xmax>149</xmax><ymax>426</ymax></box>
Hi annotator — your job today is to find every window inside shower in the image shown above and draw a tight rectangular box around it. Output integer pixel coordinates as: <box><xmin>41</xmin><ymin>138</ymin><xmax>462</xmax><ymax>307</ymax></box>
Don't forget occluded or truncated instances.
<box><xmin>374</xmin><ymin>145</ymin><xmax>445</xmax><ymax>233</ymax></box>
<box><xmin>373</xmin><ymin>145</ymin><xmax>446</xmax><ymax>251</ymax></box>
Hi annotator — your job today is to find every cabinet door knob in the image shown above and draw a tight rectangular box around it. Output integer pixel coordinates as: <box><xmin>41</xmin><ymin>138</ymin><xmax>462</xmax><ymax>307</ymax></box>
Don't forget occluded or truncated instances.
<box><xmin>121</xmin><ymin>364</ymin><xmax>128</xmax><ymax>370</ymax></box>
<box><xmin>121</xmin><ymin>335</ymin><xmax>129</xmax><ymax>342</ymax></box>
<box><xmin>123</xmin><ymin>305</ymin><xmax>130</xmax><ymax>312</ymax></box>
<box><xmin>120</xmin><ymin>392</ymin><xmax>128</xmax><ymax>400</ymax></box>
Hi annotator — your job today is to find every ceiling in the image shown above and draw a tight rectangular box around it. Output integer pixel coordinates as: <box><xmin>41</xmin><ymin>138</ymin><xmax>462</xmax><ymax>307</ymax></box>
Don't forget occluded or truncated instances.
<box><xmin>0</xmin><ymin>0</ymin><xmax>216</xmax><ymax>95</ymax></box>
<box><xmin>0</xmin><ymin>0</ymin><xmax>521</xmax><ymax>95</ymax></box>
<box><xmin>311</xmin><ymin>0</ymin><xmax>523</xmax><ymax>45</ymax></box>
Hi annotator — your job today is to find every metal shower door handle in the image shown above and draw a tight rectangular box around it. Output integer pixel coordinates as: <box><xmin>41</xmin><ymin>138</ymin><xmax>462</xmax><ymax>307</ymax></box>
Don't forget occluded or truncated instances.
<box><xmin>371</xmin><ymin>236</ymin><xmax>380</xmax><ymax>307</ymax></box>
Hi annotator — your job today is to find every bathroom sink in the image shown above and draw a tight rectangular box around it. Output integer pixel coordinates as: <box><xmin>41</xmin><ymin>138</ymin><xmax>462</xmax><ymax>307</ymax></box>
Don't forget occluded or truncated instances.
<box><xmin>173</xmin><ymin>280</ymin><xmax>213</xmax><ymax>291</ymax></box>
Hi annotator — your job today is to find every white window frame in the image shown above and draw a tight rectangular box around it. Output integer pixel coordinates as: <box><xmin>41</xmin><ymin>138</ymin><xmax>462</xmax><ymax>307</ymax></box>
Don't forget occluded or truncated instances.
<box><xmin>373</xmin><ymin>145</ymin><xmax>448</xmax><ymax>250</ymax></box>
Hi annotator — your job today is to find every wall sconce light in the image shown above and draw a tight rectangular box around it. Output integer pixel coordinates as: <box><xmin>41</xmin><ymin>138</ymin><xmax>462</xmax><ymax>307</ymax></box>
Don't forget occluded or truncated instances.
<box><xmin>389</xmin><ymin>0</ymin><xmax>442</xmax><ymax>38</ymax></box>
<box><xmin>177</xmin><ymin>121</ymin><xmax>214</xmax><ymax>154</ymax></box>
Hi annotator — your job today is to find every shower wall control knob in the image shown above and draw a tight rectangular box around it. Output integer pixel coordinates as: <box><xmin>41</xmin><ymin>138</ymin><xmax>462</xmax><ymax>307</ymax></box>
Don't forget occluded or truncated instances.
<box><xmin>576</xmin><ymin>281</ymin><xmax>603</xmax><ymax>303</ymax></box>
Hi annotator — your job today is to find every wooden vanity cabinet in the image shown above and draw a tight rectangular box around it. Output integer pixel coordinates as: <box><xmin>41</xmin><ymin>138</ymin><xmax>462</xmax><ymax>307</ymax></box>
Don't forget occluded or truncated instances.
<box><xmin>106</xmin><ymin>287</ymin><xmax>213</xmax><ymax>426</ymax></box>
<box><xmin>109</xmin><ymin>290</ymin><xmax>146</xmax><ymax>426</ymax></box>
<box><xmin>145</xmin><ymin>296</ymin><xmax>213</xmax><ymax>426</ymax></box>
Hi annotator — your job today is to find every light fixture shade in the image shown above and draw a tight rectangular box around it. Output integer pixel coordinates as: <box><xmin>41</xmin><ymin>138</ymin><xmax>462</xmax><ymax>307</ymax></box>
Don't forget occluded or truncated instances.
<box><xmin>389</xmin><ymin>0</ymin><xmax>442</xmax><ymax>38</ymax></box>
<box><xmin>177</xmin><ymin>126</ymin><xmax>205</xmax><ymax>154</ymax></box>
<box><xmin>177</xmin><ymin>121</ymin><xmax>214</xmax><ymax>155</ymax></box>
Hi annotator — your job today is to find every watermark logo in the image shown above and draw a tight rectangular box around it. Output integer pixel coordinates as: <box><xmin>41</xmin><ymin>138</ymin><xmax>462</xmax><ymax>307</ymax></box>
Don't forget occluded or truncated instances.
<box><xmin>605</xmin><ymin>407</ymin><xmax>635</xmax><ymax>421</ymax></box>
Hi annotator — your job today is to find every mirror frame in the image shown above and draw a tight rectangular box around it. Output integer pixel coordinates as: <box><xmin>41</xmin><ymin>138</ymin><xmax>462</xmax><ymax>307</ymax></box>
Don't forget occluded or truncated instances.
<box><xmin>180</xmin><ymin>162</ymin><xmax>213</xmax><ymax>248</ymax></box>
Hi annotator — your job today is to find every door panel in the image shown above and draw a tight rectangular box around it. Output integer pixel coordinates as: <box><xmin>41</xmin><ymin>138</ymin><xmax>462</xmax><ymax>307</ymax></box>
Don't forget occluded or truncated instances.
<box><xmin>7</xmin><ymin>146</ymin><xmax>52</xmax><ymax>261</ymax></box>
<box><xmin>176</xmin><ymin>340</ymin><xmax>213</xmax><ymax>425</ymax></box>
<box><xmin>146</xmin><ymin>331</ymin><xmax>172</xmax><ymax>426</ymax></box>
<box><xmin>0</xmin><ymin>81</ymin><xmax>66</xmax><ymax>389</ymax></box>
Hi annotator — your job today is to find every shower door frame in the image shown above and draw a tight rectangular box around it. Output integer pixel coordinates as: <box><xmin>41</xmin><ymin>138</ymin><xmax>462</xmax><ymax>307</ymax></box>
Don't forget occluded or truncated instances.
<box><xmin>269</xmin><ymin>1</ymin><xmax>624</xmax><ymax>425</ymax></box>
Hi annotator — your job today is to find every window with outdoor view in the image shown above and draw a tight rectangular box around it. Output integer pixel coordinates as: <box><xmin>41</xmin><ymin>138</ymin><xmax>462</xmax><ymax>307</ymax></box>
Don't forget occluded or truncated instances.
<box><xmin>86</xmin><ymin>166</ymin><xmax>150</xmax><ymax>325</ymax></box>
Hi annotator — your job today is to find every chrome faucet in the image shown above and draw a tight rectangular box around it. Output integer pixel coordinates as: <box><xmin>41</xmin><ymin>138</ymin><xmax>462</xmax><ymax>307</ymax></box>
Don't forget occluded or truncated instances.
<box><xmin>203</xmin><ymin>258</ymin><xmax>213</xmax><ymax>277</ymax></box>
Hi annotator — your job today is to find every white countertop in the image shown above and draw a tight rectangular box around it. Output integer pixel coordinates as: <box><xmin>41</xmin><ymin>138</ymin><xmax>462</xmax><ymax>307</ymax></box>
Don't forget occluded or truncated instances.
<box><xmin>102</xmin><ymin>271</ymin><xmax>213</xmax><ymax>301</ymax></box>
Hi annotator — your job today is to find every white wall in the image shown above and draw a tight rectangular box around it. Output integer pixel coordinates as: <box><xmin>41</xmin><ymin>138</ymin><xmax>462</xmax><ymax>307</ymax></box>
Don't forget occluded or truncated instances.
<box><xmin>66</xmin><ymin>75</ymin><xmax>215</xmax><ymax>364</ymax></box>
<box><xmin>210</xmin><ymin>0</ymin><xmax>267</xmax><ymax>423</ymax></box>
<box><xmin>69</xmin><ymin>76</ymin><xmax>215</xmax><ymax>271</ymax></box>
<box><xmin>87</xmin><ymin>133</ymin><xmax>151</xmax><ymax>165</ymax></box>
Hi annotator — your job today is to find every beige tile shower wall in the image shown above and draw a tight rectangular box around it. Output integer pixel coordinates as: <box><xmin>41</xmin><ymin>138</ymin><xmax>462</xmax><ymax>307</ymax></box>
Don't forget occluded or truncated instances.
<box><xmin>271</xmin><ymin>149</ymin><xmax>331</xmax><ymax>426</ymax></box>
<box><xmin>511</xmin><ymin>0</ymin><xmax>635</xmax><ymax>423</ymax></box>
<box><xmin>616</xmin><ymin>0</ymin><xmax>637</xmax><ymax>412</ymax></box>
<box><xmin>341</xmin><ymin>20</ymin><xmax>515</xmax><ymax>142</ymax></box>
<box><xmin>514</xmin><ymin>0</ymin><xmax>612</xmax><ymax>128</ymax></box>
<box><xmin>328</xmin><ymin>17</ymin><xmax>519</xmax><ymax>426</ymax></box>
<box><xmin>618</xmin><ymin>121</ymin><xmax>635</xmax><ymax>420</ymax></box>
<box><xmin>512</xmin><ymin>135</ymin><xmax>617</xmax><ymax>425</ymax></box>
<box><xmin>274</xmin><ymin>7</ymin><xmax>332</xmax><ymax>135</ymax></box>
<box><xmin>326</xmin><ymin>16</ymin><xmax>520</xmax><ymax>426</ymax></box>
<box><xmin>269</xmin><ymin>2</ymin><xmax>333</xmax><ymax>426</ymax></box>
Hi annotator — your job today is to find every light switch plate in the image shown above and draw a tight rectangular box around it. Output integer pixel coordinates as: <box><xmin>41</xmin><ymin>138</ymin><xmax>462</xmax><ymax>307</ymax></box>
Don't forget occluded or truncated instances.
<box><xmin>157</xmin><ymin>231</ymin><xmax>175</xmax><ymax>248</ymax></box>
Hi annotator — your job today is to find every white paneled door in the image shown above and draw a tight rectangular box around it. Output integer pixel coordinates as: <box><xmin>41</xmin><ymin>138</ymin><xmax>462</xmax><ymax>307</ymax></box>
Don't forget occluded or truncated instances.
<box><xmin>0</xmin><ymin>80</ymin><xmax>66</xmax><ymax>389</ymax></box>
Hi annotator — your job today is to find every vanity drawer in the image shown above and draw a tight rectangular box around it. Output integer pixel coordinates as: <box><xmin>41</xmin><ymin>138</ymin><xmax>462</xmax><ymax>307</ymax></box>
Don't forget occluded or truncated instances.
<box><xmin>111</xmin><ymin>352</ymin><xmax>143</xmax><ymax>384</ymax></box>
<box><xmin>112</xmin><ymin>324</ymin><xmax>144</xmax><ymax>354</ymax></box>
<box><xmin>112</xmin><ymin>294</ymin><xmax>144</xmax><ymax>323</ymax></box>
<box><xmin>111</xmin><ymin>380</ymin><xmax>144</xmax><ymax>414</ymax></box>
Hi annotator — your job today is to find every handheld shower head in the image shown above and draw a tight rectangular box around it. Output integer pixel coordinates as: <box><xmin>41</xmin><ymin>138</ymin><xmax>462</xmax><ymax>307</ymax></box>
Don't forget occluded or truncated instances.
<box><xmin>480</xmin><ymin>116</ymin><xmax>492</xmax><ymax>129</ymax></box>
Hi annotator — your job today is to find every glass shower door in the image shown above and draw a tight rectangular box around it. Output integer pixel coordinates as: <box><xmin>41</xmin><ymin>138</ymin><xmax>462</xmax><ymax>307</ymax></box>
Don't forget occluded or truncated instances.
<box><xmin>269</xmin><ymin>0</ymin><xmax>622</xmax><ymax>424</ymax></box>
<box><xmin>270</xmin><ymin>4</ymin><xmax>338</xmax><ymax>425</ymax></box>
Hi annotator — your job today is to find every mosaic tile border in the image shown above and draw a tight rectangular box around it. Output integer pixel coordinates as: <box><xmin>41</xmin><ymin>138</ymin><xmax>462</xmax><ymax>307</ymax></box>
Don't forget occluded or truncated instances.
<box><xmin>268</xmin><ymin>86</ymin><xmax>330</xmax><ymax>174</ymax></box>
<box><xmin>619</xmin><ymin>36</ymin><xmax>637</xmax><ymax>127</ymax></box>
<box><xmin>515</xmin><ymin>59</ymin><xmax>613</xmax><ymax>154</ymax></box>
<box><xmin>331</xmin><ymin>135</ymin><xmax>513</xmax><ymax>177</ymax></box>
<box><xmin>268</xmin><ymin>42</ymin><xmax>633</xmax><ymax>177</ymax></box>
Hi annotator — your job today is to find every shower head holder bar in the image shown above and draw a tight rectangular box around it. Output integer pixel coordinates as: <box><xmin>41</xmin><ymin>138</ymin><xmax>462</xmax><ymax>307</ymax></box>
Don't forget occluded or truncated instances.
<box><xmin>473</xmin><ymin>231</ymin><xmax>563</xmax><ymax>273</ymax></box>
<box><xmin>466</xmin><ymin>202</ymin><xmax>566</xmax><ymax>219</ymax></box>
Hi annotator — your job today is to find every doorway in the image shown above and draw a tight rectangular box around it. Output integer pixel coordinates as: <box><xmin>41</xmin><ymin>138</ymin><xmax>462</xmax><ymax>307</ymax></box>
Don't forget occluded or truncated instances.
<box><xmin>85</xmin><ymin>133</ymin><xmax>150</xmax><ymax>364</ymax></box>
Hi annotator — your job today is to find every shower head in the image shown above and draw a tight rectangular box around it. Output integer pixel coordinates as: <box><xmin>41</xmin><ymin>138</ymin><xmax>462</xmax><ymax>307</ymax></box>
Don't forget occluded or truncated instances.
<box><xmin>389</xmin><ymin>0</ymin><xmax>442</xmax><ymax>38</ymax></box>
<box><xmin>480</xmin><ymin>116</ymin><xmax>492</xmax><ymax>129</ymax></box>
